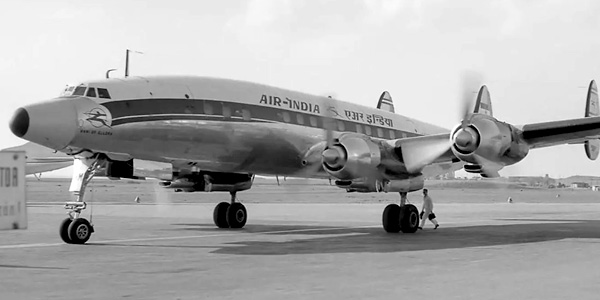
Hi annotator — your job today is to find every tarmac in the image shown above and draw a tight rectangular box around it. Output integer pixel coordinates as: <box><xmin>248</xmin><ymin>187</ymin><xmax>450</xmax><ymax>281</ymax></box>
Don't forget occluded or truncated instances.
<box><xmin>2</xmin><ymin>182</ymin><xmax>600</xmax><ymax>299</ymax></box>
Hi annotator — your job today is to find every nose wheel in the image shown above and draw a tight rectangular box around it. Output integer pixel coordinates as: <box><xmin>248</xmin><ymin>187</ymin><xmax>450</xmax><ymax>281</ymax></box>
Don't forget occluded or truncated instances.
<box><xmin>60</xmin><ymin>217</ymin><xmax>94</xmax><ymax>244</ymax></box>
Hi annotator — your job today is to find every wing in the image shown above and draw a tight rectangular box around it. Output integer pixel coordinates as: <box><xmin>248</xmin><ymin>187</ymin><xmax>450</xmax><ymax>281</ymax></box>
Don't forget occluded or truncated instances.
<box><xmin>521</xmin><ymin>80</ymin><xmax>600</xmax><ymax>152</ymax></box>
<box><xmin>2</xmin><ymin>142</ymin><xmax>73</xmax><ymax>175</ymax></box>
<box><xmin>520</xmin><ymin>116</ymin><xmax>600</xmax><ymax>149</ymax></box>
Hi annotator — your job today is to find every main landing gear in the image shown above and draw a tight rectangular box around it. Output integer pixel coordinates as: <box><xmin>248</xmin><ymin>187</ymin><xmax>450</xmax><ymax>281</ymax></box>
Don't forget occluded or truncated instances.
<box><xmin>59</xmin><ymin>157</ymin><xmax>100</xmax><ymax>244</ymax></box>
<box><xmin>382</xmin><ymin>192</ymin><xmax>420</xmax><ymax>233</ymax></box>
<box><xmin>213</xmin><ymin>191</ymin><xmax>247</xmax><ymax>229</ymax></box>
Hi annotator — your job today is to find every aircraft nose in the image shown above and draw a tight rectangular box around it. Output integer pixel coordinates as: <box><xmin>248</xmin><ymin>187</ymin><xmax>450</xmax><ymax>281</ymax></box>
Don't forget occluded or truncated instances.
<box><xmin>9</xmin><ymin>98</ymin><xmax>81</xmax><ymax>150</ymax></box>
<box><xmin>9</xmin><ymin>107</ymin><xmax>29</xmax><ymax>138</ymax></box>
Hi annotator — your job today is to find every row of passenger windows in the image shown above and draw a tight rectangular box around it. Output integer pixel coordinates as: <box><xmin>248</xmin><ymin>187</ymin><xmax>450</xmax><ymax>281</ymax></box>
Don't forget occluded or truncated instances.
<box><xmin>201</xmin><ymin>101</ymin><xmax>406</xmax><ymax>139</ymax></box>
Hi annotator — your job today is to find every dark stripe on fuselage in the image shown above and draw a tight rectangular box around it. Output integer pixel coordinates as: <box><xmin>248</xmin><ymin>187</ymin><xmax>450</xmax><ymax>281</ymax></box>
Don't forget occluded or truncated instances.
<box><xmin>102</xmin><ymin>98</ymin><xmax>420</xmax><ymax>139</ymax></box>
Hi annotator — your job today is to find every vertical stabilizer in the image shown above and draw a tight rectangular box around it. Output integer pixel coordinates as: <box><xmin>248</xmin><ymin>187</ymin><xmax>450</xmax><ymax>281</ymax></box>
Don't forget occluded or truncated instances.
<box><xmin>377</xmin><ymin>91</ymin><xmax>395</xmax><ymax>113</ymax></box>
<box><xmin>473</xmin><ymin>85</ymin><xmax>493</xmax><ymax>116</ymax></box>
<box><xmin>585</xmin><ymin>80</ymin><xmax>599</xmax><ymax>160</ymax></box>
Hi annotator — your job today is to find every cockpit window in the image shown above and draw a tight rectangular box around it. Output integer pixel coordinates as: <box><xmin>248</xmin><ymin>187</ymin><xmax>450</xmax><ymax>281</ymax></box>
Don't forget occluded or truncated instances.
<box><xmin>72</xmin><ymin>86</ymin><xmax>87</xmax><ymax>96</ymax></box>
<box><xmin>97</xmin><ymin>88</ymin><xmax>111</xmax><ymax>99</ymax></box>
<box><xmin>86</xmin><ymin>87</ymin><xmax>97</xmax><ymax>97</ymax></box>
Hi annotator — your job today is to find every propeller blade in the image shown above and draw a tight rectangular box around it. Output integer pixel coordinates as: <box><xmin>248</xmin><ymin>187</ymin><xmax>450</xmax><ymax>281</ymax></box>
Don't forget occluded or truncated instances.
<box><xmin>459</xmin><ymin>71</ymin><xmax>484</xmax><ymax>128</ymax></box>
<box><xmin>397</xmin><ymin>133</ymin><xmax>452</xmax><ymax>173</ymax></box>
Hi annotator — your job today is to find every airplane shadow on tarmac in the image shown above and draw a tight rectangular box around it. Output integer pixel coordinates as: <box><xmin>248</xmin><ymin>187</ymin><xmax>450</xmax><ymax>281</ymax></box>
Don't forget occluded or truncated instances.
<box><xmin>169</xmin><ymin>219</ymin><xmax>600</xmax><ymax>255</ymax></box>
<box><xmin>91</xmin><ymin>219</ymin><xmax>600</xmax><ymax>255</ymax></box>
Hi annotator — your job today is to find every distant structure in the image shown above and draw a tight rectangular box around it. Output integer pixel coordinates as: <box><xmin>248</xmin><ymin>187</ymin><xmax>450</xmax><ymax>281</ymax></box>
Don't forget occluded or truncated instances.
<box><xmin>571</xmin><ymin>182</ymin><xmax>590</xmax><ymax>189</ymax></box>
<box><xmin>508</xmin><ymin>174</ymin><xmax>556</xmax><ymax>187</ymax></box>
<box><xmin>431</xmin><ymin>171</ymin><xmax>456</xmax><ymax>180</ymax></box>
<box><xmin>592</xmin><ymin>185</ymin><xmax>600</xmax><ymax>191</ymax></box>
<box><xmin>507</xmin><ymin>196</ymin><xmax>513</xmax><ymax>203</ymax></box>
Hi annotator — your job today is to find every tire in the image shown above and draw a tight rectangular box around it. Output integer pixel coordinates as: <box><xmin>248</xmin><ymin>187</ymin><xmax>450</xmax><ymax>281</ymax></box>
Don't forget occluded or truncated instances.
<box><xmin>382</xmin><ymin>204</ymin><xmax>401</xmax><ymax>233</ymax></box>
<box><xmin>213</xmin><ymin>202</ymin><xmax>230</xmax><ymax>228</ymax></box>
<box><xmin>226</xmin><ymin>203</ymin><xmax>247</xmax><ymax>229</ymax></box>
<box><xmin>67</xmin><ymin>218</ymin><xmax>93</xmax><ymax>244</ymax></box>
<box><xmin>59</xmin><ymin>218</ymin><xmax>73</xmax><ymax>244</ymax></box>
<box><xmin>400</xmin><ymin>204</ymin><xmax>420</xmax><ymax>233</ymax></box>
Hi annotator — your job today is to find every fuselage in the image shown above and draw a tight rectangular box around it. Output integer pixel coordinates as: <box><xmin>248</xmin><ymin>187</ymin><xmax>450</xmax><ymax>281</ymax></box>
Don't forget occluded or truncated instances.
<box><xmin>11</xmin><ymin>76</ymin><xmax>449</xmax><ymax>177</ymax></box>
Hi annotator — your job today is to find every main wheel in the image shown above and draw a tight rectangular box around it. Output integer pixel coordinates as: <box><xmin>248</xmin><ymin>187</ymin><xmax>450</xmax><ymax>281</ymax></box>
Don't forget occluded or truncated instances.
<box><xmin>226</xmin><ymin>203</ymin><xmax>247</xmax><ymax>229</ymax></box>
<box><xmin>382</xmin><ymin>204</ymin><xmax>401</xmax><ymax>233</ymax></box>
<box><xmin>59</xmin><ymin>218</ymin><xmax>73</xmax><ymax>244</ymax></box>
<box><xmin>213</xmin><ymin>202</ymin><xmax>230</xmax><ymax>228</ymax></box>
<box><xmin>400</xmin><ymin>204</ymin><xmax>420</xmax><ymax>233</ymax></box>
<box><xmin>67</xmin><ymin>218</ymin><xmax>93</xmax><ymax>244</ymax></box>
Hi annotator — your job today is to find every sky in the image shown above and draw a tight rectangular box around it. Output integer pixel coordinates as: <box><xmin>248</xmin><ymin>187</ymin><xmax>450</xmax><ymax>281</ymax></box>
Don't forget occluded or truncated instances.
<box><xmin>2</xmin><ymin>0</ymin><xmax>600</xmax><ymax>178</ymax></box>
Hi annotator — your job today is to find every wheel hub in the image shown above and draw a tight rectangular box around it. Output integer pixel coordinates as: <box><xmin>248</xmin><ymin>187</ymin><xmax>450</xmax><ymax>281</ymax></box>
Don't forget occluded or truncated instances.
<box><xmin>76</xmin><ymin>224</ymin><xmax>89</xmax><ymax>239</ymax></box>
<box><xmin>235</xmin><ymin>209</ymin><xmax>245</xmax><ymax>222</ymax></box>
<box><xmin>410</xmin><ymin>212</ymin><xmax>418</xmax><ymax>227</ymax></box>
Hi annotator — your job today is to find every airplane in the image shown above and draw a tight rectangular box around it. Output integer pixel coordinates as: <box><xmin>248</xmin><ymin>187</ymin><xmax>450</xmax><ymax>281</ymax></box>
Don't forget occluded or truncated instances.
<box><xmin>7</xmin><ymin>75</ymin><xmax>600</xmax><ymax>244</ymax></box>
<box><xmin>2</xmin><ymin>142</ymin><xmax>73</xmax><ymax>176</ymax></box>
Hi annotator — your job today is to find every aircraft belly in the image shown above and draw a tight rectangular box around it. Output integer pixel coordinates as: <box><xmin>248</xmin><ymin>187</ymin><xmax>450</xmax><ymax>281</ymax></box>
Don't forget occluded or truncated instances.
<box><xmin>71</xmin><ymin>120</ymin><xmax>323</xmax><ymax>175</ymax></box>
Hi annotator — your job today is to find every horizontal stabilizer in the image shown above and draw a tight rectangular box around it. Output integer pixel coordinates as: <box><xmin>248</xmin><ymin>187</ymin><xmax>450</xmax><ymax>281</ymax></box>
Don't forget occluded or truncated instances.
<box><xmin>377</xmin><ymin>91</ymin><xmax>395</xmax><ymax>113</ymax></box>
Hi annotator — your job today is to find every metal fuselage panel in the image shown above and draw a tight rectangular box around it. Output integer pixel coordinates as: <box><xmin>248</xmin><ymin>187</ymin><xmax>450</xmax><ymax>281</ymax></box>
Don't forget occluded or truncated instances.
<box><xmin>42</xmin><ymin>76</ymin><xmax>450</xmax><ymax>177</ymax></box>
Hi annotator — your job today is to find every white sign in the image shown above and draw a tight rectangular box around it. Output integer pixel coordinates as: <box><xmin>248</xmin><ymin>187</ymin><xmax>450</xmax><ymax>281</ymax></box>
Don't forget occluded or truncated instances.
<box><xmin>0</xmin><ymin>151</ymin><xmax>27</xmax><ymax>230</ymax></box>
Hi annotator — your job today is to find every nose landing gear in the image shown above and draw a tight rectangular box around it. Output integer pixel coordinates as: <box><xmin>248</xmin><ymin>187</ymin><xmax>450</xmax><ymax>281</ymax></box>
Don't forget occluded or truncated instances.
<box><xmin>59</xmin><ymin>157</ymin><xmax>100</xmax><ymax>244</ymax></box>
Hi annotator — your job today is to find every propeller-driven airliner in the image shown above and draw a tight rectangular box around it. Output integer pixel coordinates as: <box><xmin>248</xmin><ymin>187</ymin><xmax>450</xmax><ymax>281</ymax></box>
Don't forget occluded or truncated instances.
<box><xmin>8</xmin><ymin>75</ymin><xmax>600</xmax><ymax>244</ymax></box>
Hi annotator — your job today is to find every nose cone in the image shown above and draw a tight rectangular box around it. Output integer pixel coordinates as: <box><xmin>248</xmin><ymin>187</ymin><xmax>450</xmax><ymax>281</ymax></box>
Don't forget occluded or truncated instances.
<box><xmin>9</xmin><ymin>108</ymin><xmax>29</xmax><ymax>138</ymax></box>
<box><xmin>10</xmin><ymin>98</ymin><xmax>81</xmax><ymax>150</ymax></box>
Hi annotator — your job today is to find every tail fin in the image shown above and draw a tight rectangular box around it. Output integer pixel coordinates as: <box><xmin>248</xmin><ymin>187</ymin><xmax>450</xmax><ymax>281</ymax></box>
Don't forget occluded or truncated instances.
<box><xmin>377</xmin><ymin>91</ymin><xmax>395</xmax><ymax>113</ymax></box>
<box><xmin>473</xmin><ymin>85</ymin><xmax>493</xmax><ymax>116</ymax></box>
<box><xmin>585</xmin><ymin>80</ymin><xmax>599</xmax><ymax>160</ymax></box>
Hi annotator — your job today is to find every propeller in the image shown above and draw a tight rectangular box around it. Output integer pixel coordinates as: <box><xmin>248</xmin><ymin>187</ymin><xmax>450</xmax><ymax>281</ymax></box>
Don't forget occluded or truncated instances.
<box><xmin>404</xmin><ymin>71</ymin><xmax>484</xmax><ymax>173</ymax></box>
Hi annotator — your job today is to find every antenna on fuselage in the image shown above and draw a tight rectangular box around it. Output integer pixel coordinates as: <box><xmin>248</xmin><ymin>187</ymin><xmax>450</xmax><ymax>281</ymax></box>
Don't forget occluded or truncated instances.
<box><xmin>125</xmin><ymin>49</ymin><xmax>144</xmax><ymax>77</ymax></box>
<box><xmin>105</xmin><ymin>69</ymin><xmax>117</xmax><ymax>79</ymax></box>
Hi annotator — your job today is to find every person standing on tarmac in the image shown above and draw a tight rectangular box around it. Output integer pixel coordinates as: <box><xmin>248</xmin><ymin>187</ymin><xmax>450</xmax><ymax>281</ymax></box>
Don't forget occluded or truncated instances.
<box><xmin>419</xmin><ymin>189</ymin><xmax>439</xmax><ymax>230</ymax></box>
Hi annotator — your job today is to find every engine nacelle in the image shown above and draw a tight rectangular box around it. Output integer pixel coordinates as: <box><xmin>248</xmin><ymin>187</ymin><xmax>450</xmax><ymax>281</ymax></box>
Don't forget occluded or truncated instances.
<box><xmin>334</xmin><ymin>176</ymin><xmax>424</xmax><ymax>193</ymax></box>
<box><xmin>334</xmin><ymin>178</ymin><xmax>381</xmax><ymax>192</ymax></box>
<box><xmin>382</xmin><ymin>176</ymin><xmax>424</xmax><ymax>193</ymax></box>
<box><xmin>321</xmin><ymin>133</ymin><xmax>382</xmax><ymax>180</ymax></box>
<box><xmin>160</xmin><ymin>172</ymin><xmax>253</xmax><ymax>193</ymax></box>
<box><xmin>451</xmin><ymin>115</ymin><xmax>529</xmax><ymax>169</ymax></box>
<box><xmin>103</xmin><ymin>158</ymin><xmax>173</xmax><ymax>180</ymax></box>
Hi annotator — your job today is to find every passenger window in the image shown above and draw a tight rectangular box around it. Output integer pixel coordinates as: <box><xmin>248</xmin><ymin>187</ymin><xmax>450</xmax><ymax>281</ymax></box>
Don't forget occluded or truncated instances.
<box><xmin>402</xmin><ymin>132</ymin><xmax>407</xmax><ymax>138</ymax></box>
<box><xmin>377</xmin><ymin>128</ymin><xmax>384</xmax><ymax>137</ymax></box>
<box><xmin>283</xmin><ymin>112</ymin><xmax>291</xmax><ymax>123</ymax></box>
<box><xmin>86</xmin><ymin>87</ymin><xmax>97</xmax><ymax>97</ymax></box>
<box><xmin>365</xmin><ymin>126</ymin><xmax>372</xmax><ymax>136</ymax></box>
<box><xmin>389</xmin><ymin>130</ymin><xmax>396</xmax><ymax>139</ymax></box>
<box><xmin>310</xmin><ymin>116</ymin><xmax>318</xmax><ymax>127</ymax></box>
<box><xmin>356</xmin><ymin>124</ymin><xmax>363</xmax><ymax>134</ymax></box>
<box><xmin>73</xmin><ymin>86</ymin><xmax>86</xmax><ymax>96</ymax></box>
<box><xmin>296</xmin><ymin>114</ymin><xmax>304</xmax><ymax>125</ymax></box>
<box><xmin>242</xmin><ymin>109</ymin><xmax>251</xmax><ymax>121</ymax></box>
<box><xmin>97</xmin><ymin>88</ymin><xmax>111</xmax><ymax>99</ymax></box>
<box><xmin>337</xmin><ymin>120</ymin><xmax>345</xmax><ymax>131</ymax></box>
<box><xmin>222</xmin><ymin>105</ymin><xmax>231</xmax><ymax>118</ymax></box>
<box><xmin>204</xmin><ymin>102</ymin><xmax>213</xmax><ymax>115</ymax></box>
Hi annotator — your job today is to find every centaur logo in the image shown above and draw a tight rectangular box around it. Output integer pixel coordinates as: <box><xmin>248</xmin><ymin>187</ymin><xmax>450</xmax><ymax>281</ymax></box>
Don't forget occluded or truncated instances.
<box><xmin>84</xmin><ymin>107</ymin><xmax>112</xmax><ymax>128</ymax></box>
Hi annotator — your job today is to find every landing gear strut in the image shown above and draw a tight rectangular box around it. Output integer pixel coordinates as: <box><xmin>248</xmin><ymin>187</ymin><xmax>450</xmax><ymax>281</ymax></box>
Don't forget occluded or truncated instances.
<box><xmin>213</xmin><ymin>191</ymin><xmax>247</xmax><ymax>229</ymax></box>
<box><xmin>59</xmin><ymin>157</ymin><xmax>100</xmax><ymax>244</ymax></box>
<box><xmin>382</xmin><ymin>192</ymin><xmax>420</xmax><ymax>233</ymax></box>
